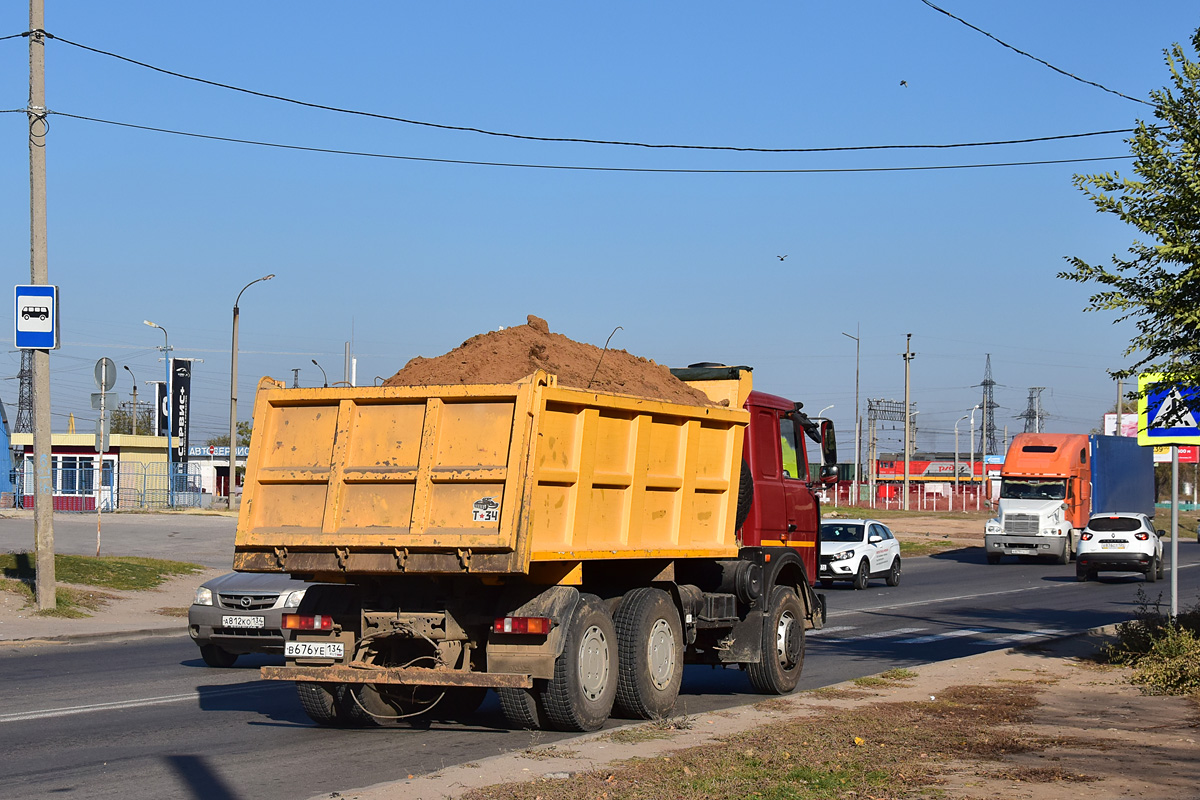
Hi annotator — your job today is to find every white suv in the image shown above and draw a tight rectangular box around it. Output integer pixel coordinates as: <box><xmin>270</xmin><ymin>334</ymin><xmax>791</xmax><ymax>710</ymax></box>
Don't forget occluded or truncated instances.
<box><xmin>1075</xmin><ymin>512</ymin><xmax>1164</xmax><ymax>582</ymax></box>
<box><xmin>818</xmin><ymin>518</ymin><xmax>901</xmax><ymax>590</ymax></box>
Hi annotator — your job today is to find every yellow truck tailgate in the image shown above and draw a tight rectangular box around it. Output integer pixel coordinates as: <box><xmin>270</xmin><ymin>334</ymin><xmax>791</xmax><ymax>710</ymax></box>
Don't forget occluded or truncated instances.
<box><xmin>233</xmin><ymin>372</ymin><xmax>748</xmax><ymax>576</ymax></box>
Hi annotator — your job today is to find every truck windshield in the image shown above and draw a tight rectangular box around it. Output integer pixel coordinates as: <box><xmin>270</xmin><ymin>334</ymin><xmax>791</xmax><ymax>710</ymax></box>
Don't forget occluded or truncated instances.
<box><xmin>1000</xmin><ymin>479</ymin><xmax>1067</xmax><ymax>501</ymax></box>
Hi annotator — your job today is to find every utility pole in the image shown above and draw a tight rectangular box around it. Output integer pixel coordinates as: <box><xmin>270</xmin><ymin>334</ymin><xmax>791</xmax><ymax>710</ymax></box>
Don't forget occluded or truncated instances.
<box><xmin>28</xmin><ymin>1</ymin><xmax>55</xmax><ymax>611</ymax></box>
<box><xmin>902</xmin><ymin>334</ymin><xmax>915</xmax><ymax>511</ymax></box>
<box><xmin>842</xmin><ymin>328</ymin><xmax>861</xmax><ymax>504</ymax></box>
<box><xmin>292</xmin><ymin>368</ymin><xmax>300</xmax><ymax>388</ymax></box>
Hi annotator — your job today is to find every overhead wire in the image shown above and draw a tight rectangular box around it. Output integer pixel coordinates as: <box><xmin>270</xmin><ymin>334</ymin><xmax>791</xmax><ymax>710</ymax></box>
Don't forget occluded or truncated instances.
<box><xmin>917</xmin><ymin>0</ymin><xmax>1152</xmax><ymax>106</ymax></box>
<box><xmin>49</xmin><ymin>112</ymin><xmax>1134</xmax><ymax>173</ymax></box>
<box><xmin>15</xmin><ymin>30</ymin><xmax>1143</xmax><ymax>154</ymax></box>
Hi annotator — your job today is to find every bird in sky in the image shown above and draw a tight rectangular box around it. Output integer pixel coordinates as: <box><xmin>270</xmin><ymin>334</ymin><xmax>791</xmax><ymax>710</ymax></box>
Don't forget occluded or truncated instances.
<box><xmin>900</xmin><ymin>80</ymin><xmax>908</xmax><ymax>87</ymax></box>
<box><xmin>777</xmin><ymin>255</ymin><xmax>788</xmax><ymax>261</ymax></box>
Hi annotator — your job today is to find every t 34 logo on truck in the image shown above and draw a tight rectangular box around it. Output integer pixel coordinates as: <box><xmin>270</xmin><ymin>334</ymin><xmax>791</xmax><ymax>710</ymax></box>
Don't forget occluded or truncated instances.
<box><xmin>471</xmin><ymin>496</ymin><xmax>500</xmax><ymax>522</ymax></box>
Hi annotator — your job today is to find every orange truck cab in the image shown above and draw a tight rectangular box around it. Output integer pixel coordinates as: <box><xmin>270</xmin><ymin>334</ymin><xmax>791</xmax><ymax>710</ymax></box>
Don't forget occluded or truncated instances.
<box><xmin>983</xmin><ymin>433</ymin><xmax>1154</xmax><ymax>564</ymax></box>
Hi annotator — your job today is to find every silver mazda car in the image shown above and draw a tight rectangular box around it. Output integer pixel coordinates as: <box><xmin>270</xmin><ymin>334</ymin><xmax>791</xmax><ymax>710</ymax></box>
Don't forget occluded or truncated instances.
<box><xmin>188</xmin><ymin>572</ymin><xmax>316</xmax><ymax>667</ymax></box>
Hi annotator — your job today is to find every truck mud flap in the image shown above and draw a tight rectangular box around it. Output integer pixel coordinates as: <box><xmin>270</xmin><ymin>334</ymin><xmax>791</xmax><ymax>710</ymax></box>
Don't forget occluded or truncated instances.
<box><xmin>488</xmin><ymin>585</ymin><xmax>581</xmax><ymax>679</ymax></box>
<box><xmin>261</xmin><ymin>664</ymin><xmax>533</xmax><ymax>689</ymax></box>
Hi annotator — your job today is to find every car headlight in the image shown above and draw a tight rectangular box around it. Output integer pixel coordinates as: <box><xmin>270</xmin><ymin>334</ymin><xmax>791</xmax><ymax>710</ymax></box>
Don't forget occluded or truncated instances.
<box><xmin>830</xmin><ymin>550</ymin><xmax>856</xmax><ymax>561</ymax></box>
<box><xmin>282</xmin><ymin>588</ymin><xmax>308</xmax><ymax>608</ymax></box>
<box><xmin>985</xmin><ymin>520</ymin><xmax>1001</xmax><ymax>534</ymax></box>
<box><xmin>194</xmin><ymin>586</ymin><xmax>213</xmax><ymax>606</ymax></box>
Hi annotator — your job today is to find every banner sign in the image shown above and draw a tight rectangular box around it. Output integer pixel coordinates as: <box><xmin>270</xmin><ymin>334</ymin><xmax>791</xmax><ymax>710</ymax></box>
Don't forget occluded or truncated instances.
<box><xmin>150</xmin><ymin>381</ymin><xmax>168</xmax><ymax>437</ymax></box>
<box><xmin>171</xmin><ymin>359</ymin><xmax>192</xmax><ymax>465</ymax></box>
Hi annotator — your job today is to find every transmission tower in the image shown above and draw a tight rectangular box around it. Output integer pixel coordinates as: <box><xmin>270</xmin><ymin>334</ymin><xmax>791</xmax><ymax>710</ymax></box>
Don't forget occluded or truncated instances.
<box><xmin>977</xmin><ymin>354</ymin><xmax>999</xmax><ymax>456</ymax></box>
<box><xmin>15</xmin><ymin>350</ymin><xmax>33</xmax><ymax>434</ymax></box>
<box><xmin>1017</xmin><ymin>387</ymin><xmax>1045</xmax><ymax>433</ymax></box>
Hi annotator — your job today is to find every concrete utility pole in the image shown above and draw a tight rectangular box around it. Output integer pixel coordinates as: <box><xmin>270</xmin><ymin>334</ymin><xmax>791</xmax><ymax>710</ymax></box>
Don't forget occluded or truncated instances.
<box><xmin>29</xmin><ymin>0</ymin><xmax>55</xmax><ymax>611</ymax></box>
<box><xmin>229</xmin><ymin>274</ymin><xmax>274</xmax><ymax>510</ymax></box>
<box><xmin>124</xmin><ymin>365</ymin><xmax>138</xmax><ymax>435</ymax></box>
<box><xmin>902</xmin><ymin>333</ymin><xmax>915</xmax><ymax>511</ymax></box>
<box><xmin>842</xmin><ymin>328</ymin><xmax>861</xmax><ymax>503</ymax></box>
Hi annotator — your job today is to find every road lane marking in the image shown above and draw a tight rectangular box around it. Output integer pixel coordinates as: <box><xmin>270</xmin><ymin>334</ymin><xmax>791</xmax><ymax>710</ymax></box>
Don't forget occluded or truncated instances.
<box><xmin>806</xmin><ymin>626</ymin><xmax>856</xmax><ymax>637</ymax></box>
<box><xmin>897</xmin><ymin>628</ymin><xmax>1000</xmax><ymax>644</ymax></box>
<box><xmin>988</xmin><ymin>628</ymin><xmax>1067</xmax><ymax>645</ymax></box>
<box><xmin>838</xmin><ymin>627</ymin><xmax>927</xmax><ymax>642</ymax></box>
<box><xmin>0</xmin><ymin>684</ymin><xmax>260</xmax><ymax>724</ymax></box>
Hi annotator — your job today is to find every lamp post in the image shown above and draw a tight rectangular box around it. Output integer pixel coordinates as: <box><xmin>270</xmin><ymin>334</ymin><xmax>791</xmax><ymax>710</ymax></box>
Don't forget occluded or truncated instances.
<box><xmin>124</xmin><ymin>365</ymin><xmax>138</xmax><ymax>435</ymax></box>
<box><xmin>818</xmin><ymin>404</ymin><xmax>834</xmax><ymax>417</ymax></box>
<box><xmin>229</xmin><ymin>273</ymin><xmax>274</xmax><ymax>509</ymax></box>
<box><xmin>841</xmin><ymin>329</ymin><xmax>860</xmax><ymax>506</ymax></box>
<box><xmin>968</xmin><ymin>403</ymin><xmax>981</xmax><ymax>512</ymax></box>
<box><xmin>312</xmin><ymin>359</ymin><xmax>328</xmax><ymax>388</ymax></box>
<box><xmin>144</xmin><ymin>320</ymin><xmax>172</xmax><ymax>507</ymax></box>
<box><xmin>954</xmin><ymin>414</ymin><xmax>969</xmax><ymax>511</ymax></box>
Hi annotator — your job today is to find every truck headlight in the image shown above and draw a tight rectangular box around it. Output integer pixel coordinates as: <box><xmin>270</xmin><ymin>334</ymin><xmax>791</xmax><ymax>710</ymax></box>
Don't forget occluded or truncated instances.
<box><xmin>1041</xmin><ymin>528</ymin><xmax>1059</xmax><ymax>536</ymax></box>
<box><xmin>194</xmin><ymin>586</ymin><xmax>213</xmax><ymax>606</ymax></box>
<box><xmin>830</xmin><ymin>550</ymin><xmax>856</xmax><ymax>561</ymax></box>
<box><xmin>985</xmin><ymin>520</ymin><xmax>1001</xmax><ymax>535</ymax></box>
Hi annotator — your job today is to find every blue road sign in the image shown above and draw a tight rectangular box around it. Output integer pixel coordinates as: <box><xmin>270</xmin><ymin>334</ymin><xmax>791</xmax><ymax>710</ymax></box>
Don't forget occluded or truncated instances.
<box><xmin>14</xmin><ymin>284</ymin><xmax>58</xmax><ymax>349</ymax></box>
<box><xmin>1138</xmin><ymin>373</ymin><xmax>1200</xmax><ymax>445</ymax></box>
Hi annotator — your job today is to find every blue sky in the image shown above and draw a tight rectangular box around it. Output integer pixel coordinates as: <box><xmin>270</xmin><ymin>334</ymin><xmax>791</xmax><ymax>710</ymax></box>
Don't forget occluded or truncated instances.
<box><xmin>1</xmin><ymin>2</ymin><xmax>1196</xmax><ymax>460</ymax></box>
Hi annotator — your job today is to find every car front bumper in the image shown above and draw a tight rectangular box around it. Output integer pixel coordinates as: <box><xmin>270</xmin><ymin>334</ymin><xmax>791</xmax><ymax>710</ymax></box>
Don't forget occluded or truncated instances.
<box><xmin>188</xmin><ymin>605</ymin><xmax>289</xmax><ymax>654</ymax></box>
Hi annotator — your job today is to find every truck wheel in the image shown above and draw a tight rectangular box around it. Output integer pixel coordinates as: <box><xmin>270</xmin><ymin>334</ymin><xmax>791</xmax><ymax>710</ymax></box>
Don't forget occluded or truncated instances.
<box><xmin>297</xmin><ymin>682</ymin><xmax>350</xmax><ymax>727</ymax></box>
<box><xmin>498</xmin><ymin>685</ymin><xmax>550</xmax><ymax>730</ymax></box>
<box><xmin>852</xmin><ymin>559</ymin><xmax>870</xmax><ymax>590</ymax></box>
<box><xmin>1056</xmin><ymin>540</ymin><xmax>1071</xmax><ymax>565</ymax></box>
<box><xmin>885</xmin><ymin>558</ymin><xmax>901</xmax><ymax>587</ymax></box>
<box><xmin>746</xmin><ymin>586</ymin><xmax>805</xmax><ymax>694</ymax></box>
<box><xmin>612</xmin><ymin>588</ymin><xmax>683</xmax><ymax>719</ymax></box>
<box><xmin>1146</xmin><ymin>557</ymin><xmax>1158</xmax><ymax>583</ymax></box>
<box><xmin>986</xmin><ymin>553</ymin><xmax>1001</xmax><ymax>565</ymax></box>
<box><xmin>541</xmin><ymin>594</ymin><xmax>618</xmax><ymax>732</ymax></box>
<box><xmin>199</xmin><ymin>644</ymin><xmax>238</xmax><ymax>668</ymax></box>
<box><xmin>735</xmin><ymin>459</ymin><xmax>754</xmax><ymax>530</ymax></box>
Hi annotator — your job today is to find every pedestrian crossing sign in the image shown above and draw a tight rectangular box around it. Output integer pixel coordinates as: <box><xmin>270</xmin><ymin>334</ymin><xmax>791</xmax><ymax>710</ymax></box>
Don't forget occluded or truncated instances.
<box><xmin>1138</xmin><ymin>372</ymin><xmax>1200</xmax><ymax>445</ymax></box>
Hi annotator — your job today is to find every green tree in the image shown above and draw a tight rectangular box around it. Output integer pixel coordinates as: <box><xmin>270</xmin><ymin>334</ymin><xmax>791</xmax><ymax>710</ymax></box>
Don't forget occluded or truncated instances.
<box><xmin>206</xmin><ymin>421</ymin><xmax>253</xmax><ymax>449</ymax></box>
<box><xmin>1059</xmin><ymin>28</ymin><xmax>1200</xmax><ymax>383</ymax></box>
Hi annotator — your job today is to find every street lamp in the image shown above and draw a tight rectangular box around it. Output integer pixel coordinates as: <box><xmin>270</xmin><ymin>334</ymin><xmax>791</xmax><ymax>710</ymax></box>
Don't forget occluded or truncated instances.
<box><xmin>968</xmin><ymin>403</ymin><xmax>981</xmax><ymax>512</ymax></box>
<box><xmin>818</xmin><ymin>404</ymin><xmax>834</xmax><ymax>417</ymax></box>
<box><xmin>841</xmin><ymin>329</ymin><xmax>860</xmax><ymax>505</ymax></box>
<box><xmin>954</xmin><ymin>413</ymin><xmax>969</xmax><ymax>511</ymax></box>
<box><xmin>312</xmin><ymin>359</ymin><xmax>328</xmax><ymax>388</ymax></box>
<box><xmin>144</xmin><ymin>320</ymin><xmax>172</xmax><ymax>507</ymax></box>
<box><xmin>229</xmin><ymin>273</ymin><xmax>274</xmax><ymax>509</ymax></box>
<box><xmin>123</xmin><ymin>365</ymin><xmax>138</xmax><ymax>435</ymax></box>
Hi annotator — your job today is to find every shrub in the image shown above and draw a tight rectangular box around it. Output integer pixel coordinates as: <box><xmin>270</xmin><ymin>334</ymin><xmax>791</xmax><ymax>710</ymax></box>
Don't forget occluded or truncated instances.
<box><xmin>1103</xmin><ymin>588</ymin><xmax>1200</xmax><ymax>695</ymax></box>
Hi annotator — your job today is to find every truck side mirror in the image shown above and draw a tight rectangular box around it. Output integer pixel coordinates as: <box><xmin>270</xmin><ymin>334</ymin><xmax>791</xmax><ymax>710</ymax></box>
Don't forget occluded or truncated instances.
<box><xmin>819</xmin><ymin>420</ymin><xmax>837</xmax><ymax>466</ymax></box>
<box><xmin>820</xmin><ymin>464</ymin><xmax>839</xmax><ymax>486</ymax></box>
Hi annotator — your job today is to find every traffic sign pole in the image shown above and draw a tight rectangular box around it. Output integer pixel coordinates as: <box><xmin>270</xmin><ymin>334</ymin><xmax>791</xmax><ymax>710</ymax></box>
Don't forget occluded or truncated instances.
<box><xmin>1171</xmin><ymin>446</ymin><xmax>1179</xmax><ymax>617</ymax></box>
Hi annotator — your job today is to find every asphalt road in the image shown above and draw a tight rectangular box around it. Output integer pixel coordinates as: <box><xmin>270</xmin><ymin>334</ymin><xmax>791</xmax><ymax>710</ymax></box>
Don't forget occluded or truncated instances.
<box><xmin>2</xmin><ymin>535</ymin><xmax>1198</xmax><ymax>800</ymax></box>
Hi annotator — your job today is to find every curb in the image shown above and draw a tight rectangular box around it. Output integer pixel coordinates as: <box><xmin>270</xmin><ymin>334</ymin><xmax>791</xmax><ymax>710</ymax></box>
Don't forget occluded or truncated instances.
<box><xmin>0</xmin><ymin>625</ymin><xmax>188</xmax><ymax>647</ymax></box>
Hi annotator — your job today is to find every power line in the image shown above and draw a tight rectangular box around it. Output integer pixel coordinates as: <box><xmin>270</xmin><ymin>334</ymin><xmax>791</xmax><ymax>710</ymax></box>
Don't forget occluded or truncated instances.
<box><xmin>49</xmin><ymin>111</ymin><xmax>1135</xmax><ymax>174</ymax></box>
<box><xmin>24</xmin><ymin>30</ymin><xmax>1142</xmax><ymax>153</ymax></box>
<box><xmin>917</xmin><ymin>0</ymin><xmax>1152</xmax><ymax>106</ymax></box>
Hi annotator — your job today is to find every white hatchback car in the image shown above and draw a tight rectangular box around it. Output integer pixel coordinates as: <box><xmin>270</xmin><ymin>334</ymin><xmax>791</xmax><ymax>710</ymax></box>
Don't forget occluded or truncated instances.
<box><xmin>818</xmin><ymin>518</ymin><xmax>902</xmax><ymax>590</ymax></box>
<box><xmin>1076</xmin><ymin>512</ymin><xmax>1164</xmax><ymax>582</ymax></box>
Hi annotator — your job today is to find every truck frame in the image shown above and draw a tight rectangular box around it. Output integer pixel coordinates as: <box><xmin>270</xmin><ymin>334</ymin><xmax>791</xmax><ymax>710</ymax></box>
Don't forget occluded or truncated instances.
<box><xmin>232</xmin><ymin>365</ymin><xmax>835</xmax><ymax>731</ymax></box>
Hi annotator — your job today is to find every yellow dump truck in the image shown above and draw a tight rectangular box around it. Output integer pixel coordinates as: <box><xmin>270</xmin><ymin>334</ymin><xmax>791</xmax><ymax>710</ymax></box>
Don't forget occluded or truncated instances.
<box><xmin>234</xmin><ymin>365</ymin><xmax>836</xmax><ymax>731</ymax></box>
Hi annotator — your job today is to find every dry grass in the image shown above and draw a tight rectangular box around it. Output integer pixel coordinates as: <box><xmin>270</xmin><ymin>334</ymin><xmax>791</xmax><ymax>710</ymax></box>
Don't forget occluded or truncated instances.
<box><xmin>460</xmin><ymin>684</ymin><xmax>1095</xmax><ymax>800</ymax></box>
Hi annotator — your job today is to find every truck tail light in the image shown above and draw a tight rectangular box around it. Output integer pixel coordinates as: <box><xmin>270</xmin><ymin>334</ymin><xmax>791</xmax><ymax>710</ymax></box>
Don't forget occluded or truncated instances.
<box><xmin>1134</xmin><ymin>532</ymin><xmax>1150</xmax><ymax>541</ymax></box>
<box><xmin>282</xmin><ymin>613</ymin><xmax>334</xmax><ymax>631</ymax></box>
<box><xmin>1080</xmin><ymin>532</ymin><xmax>1093</xmax><ymax>541</ymax></box>
<box><xmin>493</xmin><ymin>616</ymin><xmax>552</xmax><ymax>635</ymax></box>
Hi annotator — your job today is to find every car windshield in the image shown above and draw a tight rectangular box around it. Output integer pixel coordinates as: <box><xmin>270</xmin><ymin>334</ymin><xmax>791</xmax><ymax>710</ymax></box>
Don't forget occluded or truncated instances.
<box><xmin>1088</xmin><ymin>516</ymin><xmax>1142</xmax><ymax>532</ymax></box>
<box><xmin>1000</xmin><ymin>478</ymin><xmax>1067</xmax><ymax>500</ymax></box>
<box><xmin>820</xmin><ymin>524</ymin><xmax>865</xmax><ymax>543</ymax></box>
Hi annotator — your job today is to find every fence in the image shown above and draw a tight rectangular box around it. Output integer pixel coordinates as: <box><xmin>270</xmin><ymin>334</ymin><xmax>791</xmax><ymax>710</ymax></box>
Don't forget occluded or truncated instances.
<box><xmin>822</xmin><ymin>481</ymin><xmax>993</xmax><ymax>513</ymax></box>
<box><xmin>14</xmin><ymin>461</ymin><xmax>203</xmax><ymax>512</ymax></box>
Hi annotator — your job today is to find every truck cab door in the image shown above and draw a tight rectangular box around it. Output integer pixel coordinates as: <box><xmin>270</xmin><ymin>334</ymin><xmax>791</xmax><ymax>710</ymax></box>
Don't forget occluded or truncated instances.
<box><xmin>779</xmin><ymin>415</ymin><xmax>819</xmax><ymax>567</ymax></box>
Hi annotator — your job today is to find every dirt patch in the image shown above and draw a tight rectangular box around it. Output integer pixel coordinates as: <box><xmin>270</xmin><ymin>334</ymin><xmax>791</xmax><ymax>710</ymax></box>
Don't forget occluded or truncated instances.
<box><xmin>384</xmin><ymin>315</ymin><xmax>714</xmax><ymax>406</ymax></box>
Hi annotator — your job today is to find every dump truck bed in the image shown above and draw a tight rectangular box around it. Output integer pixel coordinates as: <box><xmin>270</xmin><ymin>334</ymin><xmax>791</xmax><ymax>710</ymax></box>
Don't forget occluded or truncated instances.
<box><xmin>233</xmin><ymin>371</ymin><xmax>749</xmax><ymax>577</ymax></box>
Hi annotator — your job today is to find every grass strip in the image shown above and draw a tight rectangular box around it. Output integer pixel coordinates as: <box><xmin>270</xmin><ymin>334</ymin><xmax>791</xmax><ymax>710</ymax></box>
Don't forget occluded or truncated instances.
<box><xmin>0</xmin><ymin>552</ymin><xmax>202</xmax><ymax>591</ymax></box>
<box><xmin>462</xmin><ymin>684</ymin><xmax>1091</xmax><ymax>800</ymax></box>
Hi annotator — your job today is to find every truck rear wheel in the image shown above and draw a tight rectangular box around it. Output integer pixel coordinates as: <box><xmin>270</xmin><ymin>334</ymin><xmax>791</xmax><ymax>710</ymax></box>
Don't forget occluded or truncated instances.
<box><xmin>541</xmin><ymin>594</ymin><xmax>617</xmax><ymax>732</ymax></box>
<box><xmin>296</xmin><ymin>682</ymin><xmax>364</xmax><ymax>727</ymax></box>
<box><xmin>746</xmin><ymin>586</ymin><xmax>805</xmax><ymax>694</ymax></box>
<box><xmin>613</xmin><ymin>588</ymin><xmax>683</xmax><ymax>719</ymax></box>
<box><xmin>498</xmin><ymin>685</ymin><xmax>549</xmax><ymax>730</ymax></box>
